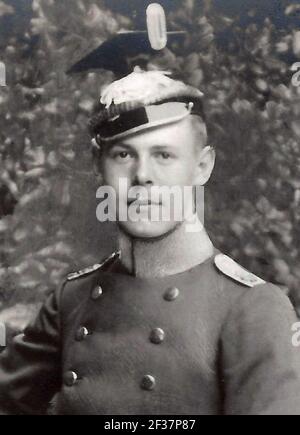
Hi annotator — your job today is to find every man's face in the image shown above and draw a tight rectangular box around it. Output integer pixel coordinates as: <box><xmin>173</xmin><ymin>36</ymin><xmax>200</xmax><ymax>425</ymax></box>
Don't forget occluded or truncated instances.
<box><xmin>100</xmin><ymin>115</ymin><xmax>213</xmax><ymax>239</ymax></box>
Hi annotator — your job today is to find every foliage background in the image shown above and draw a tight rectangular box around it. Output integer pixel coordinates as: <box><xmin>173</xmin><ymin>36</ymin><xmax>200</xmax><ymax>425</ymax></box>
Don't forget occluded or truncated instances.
<box><xmin>0</xmin><ymin>0</ymin><xmax>300</xmax><ymax>337</ymax></box>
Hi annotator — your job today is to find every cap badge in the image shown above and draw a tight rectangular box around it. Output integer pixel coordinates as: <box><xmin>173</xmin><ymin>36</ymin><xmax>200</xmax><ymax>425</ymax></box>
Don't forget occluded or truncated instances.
<box><xmin>146</xmin><ymin>3</ymin><xmax>168</xmax><ymax>50</ymax></box>
<box><xmin>100</xmin><ymin>68</ymin><xmax>173</xmax><ymax>108</ymax></box>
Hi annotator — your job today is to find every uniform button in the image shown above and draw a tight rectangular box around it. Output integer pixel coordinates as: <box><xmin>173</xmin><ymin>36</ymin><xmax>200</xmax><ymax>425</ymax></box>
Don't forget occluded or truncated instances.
<box><xmin>75</xmin><ymin>326</ymin><xmax>89</xmax><ymax>342</ymax></box>
<box><xmin>150</xmin><ymin>328</ymin><xmax>165</xmax><ymax>345</ymax></box>
<box><xmin>91</xmin><ymin>285</ymin><xmax>103</xmax><ymax>300</ymax></box>
<box><xmin>64</xmin><ymin>371</ymin><xmax>78</xmax><ymax>387</ymax></box>
<box><xmin>164</xmin><ymin>286</ymin><xmax>180</xmax><ymax>301</ymax></box>
<box><xmin>141</xmin><ymin>375</ymin><xmax>156</xmax><ymax>391</ymax></box>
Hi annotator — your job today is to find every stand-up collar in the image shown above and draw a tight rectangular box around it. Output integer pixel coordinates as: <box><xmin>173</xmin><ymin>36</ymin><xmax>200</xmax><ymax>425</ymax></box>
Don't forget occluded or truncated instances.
<box><xmin>117</xmin><ymin>216</ymin><xmax>214</xmax><ymax>278</ymax></box>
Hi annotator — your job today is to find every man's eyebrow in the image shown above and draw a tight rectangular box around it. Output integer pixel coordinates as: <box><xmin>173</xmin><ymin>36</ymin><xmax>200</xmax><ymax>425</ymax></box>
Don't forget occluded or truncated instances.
<box><xmin>108</xmin><ymin>143</ymin><xmax>178</xmax><ymax>151</ymax></box>
<box><xmin>108</xmin><ymin>143</ymin><xmax>134</xmax><ymax>151</ymax></box>
<box><xmin>151</xmin><ymin>144</ymin><xmax>177</xmax><ymax>150</ymax></box>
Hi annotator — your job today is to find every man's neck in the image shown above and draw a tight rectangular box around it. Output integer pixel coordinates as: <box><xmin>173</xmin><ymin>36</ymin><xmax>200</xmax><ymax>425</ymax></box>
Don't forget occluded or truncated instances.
<box><xmin>117</xmin><ymin>216</ymin><xmax>214</xmax><ymax>278</ymax></box>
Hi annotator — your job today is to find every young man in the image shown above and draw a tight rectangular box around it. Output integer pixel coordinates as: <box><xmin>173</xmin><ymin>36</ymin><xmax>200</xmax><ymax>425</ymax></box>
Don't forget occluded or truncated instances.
<box><xmin>0</xmin><ymin>69</ymin><xmax>300</xmax><ymax>415</ymax></box>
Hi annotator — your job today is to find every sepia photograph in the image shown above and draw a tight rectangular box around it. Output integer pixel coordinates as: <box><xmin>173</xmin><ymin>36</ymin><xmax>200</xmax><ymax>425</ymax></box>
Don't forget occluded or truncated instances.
<box><xmin>0</xmin><ymin>0</ymin><xmax>300</xmax><ymax>418</ymax></box>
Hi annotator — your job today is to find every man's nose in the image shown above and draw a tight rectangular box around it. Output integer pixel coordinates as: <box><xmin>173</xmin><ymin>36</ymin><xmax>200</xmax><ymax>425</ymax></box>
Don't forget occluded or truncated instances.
<box><xmin>133</xmin><ymin>156</ymin><xmax>153</xmax><ymax>186</ymax></box>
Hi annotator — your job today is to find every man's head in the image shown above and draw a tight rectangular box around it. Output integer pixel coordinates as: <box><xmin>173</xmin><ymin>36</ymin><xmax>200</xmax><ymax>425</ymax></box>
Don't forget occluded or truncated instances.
<box><xmin>90</xmin><ymin>70</ymin><xmax>215</xmax><ymax>239</ymax></box>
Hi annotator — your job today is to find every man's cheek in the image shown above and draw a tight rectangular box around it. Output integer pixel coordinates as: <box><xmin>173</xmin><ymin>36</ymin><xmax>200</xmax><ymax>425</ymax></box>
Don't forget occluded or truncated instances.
<box><xmin>162</xmin><ymin>164</ymin><xmax>192</xmax><ymax>186</ymax></box>
<box><xmin>102</xmin><ymin>167</ymin><xmax>123</xmax><ymax>188</ymax></box>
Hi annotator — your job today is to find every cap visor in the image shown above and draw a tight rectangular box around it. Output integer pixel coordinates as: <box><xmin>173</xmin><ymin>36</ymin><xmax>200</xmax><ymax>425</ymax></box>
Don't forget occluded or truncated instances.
<box><xmin>99</xmin><ymin>102</ymin><xmax>193</xmax><ymax>143</ymax></box>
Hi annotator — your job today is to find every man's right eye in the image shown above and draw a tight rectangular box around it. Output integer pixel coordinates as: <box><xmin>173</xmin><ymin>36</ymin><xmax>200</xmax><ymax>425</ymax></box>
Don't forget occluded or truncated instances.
<box><xmin>112</xmin><ymin>151</ymin><xmax>132</xmax><ymax>162</ymax></box>
<box><xmin>119</xmin><ymin>152</ymin><xmax>129</xmax><ymax>159</ymax></box>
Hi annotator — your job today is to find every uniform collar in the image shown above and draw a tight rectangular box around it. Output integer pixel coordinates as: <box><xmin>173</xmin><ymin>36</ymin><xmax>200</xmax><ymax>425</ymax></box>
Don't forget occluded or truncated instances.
<box><xmin>117</xmin><ymin>216</ymin><xmax>214</xmax><ymax>278</ymax></box>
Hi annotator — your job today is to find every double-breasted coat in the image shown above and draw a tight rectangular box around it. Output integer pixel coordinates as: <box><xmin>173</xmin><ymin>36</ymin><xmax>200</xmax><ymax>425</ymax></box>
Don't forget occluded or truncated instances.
<box><xmin>0</xmin><ymin>251</ymin><xmax>300</xmax><ymax>415</ymax></box>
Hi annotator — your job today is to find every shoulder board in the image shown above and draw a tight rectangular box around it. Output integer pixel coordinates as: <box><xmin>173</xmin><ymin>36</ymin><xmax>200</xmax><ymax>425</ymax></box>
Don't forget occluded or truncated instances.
<box><xmin>67</xmin><ymin>251</ymin><xmax>121</xmax><ymax>281</ymax></box>
<box><xmin>214</xmin><ymin>254</ymin><xmax>266</xmax><ymax>288</ymax></box>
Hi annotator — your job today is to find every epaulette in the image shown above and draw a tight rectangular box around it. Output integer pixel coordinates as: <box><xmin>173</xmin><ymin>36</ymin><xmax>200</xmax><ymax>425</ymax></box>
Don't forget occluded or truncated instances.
<box><xmin>214</xmin><ymin>254</ymin><xmax>266</xmax><ymax>288</ymax></box>
<box><xmin>67</xmin><ymin>251</ymin><xmax>121</xmax><ymax>281</ymax></box>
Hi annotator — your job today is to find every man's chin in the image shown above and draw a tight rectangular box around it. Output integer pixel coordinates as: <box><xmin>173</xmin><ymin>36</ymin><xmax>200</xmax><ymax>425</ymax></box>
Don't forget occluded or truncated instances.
<box><xmin>118</xmin><ymin>220</ymin><xmax>179</xmax><ymax>240</ymax></box>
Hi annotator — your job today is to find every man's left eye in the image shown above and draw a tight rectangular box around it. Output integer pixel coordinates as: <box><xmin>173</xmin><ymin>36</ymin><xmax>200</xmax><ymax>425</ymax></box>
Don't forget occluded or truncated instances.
<box><xmin>119</xmin><ymin>152</ymin><xmax>129</xmax><ymax>159</ymax></box>
<box><xmin>157</xmin><ymin>152</ymin><xmax>171</xmax><ymax>160</ymax></box>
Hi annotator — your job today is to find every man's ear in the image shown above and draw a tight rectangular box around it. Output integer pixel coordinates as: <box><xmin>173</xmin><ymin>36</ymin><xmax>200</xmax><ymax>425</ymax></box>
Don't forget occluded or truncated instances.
<box><xmin>194</xmin><ymin>146</ymin><xmax>216</xmax><ymax>186</ymax></box>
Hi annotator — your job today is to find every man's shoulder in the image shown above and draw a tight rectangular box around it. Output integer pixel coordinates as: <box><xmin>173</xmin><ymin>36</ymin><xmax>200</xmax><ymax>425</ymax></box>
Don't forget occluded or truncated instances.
<box><xmin>212</xmin><ymin>252</ymin><xmax>291</xmax><ymax>309</ymax></box>
<box><xmin>214</xmin><ymin>253</ymin><xmax>266</xmax><ymax>289</ymax></box>
<box><xmin>66</xmin><ymin>251</ymin><xmax>121</xmax><ymax>283</ymax></box>
<box><xmin>214</xmin><ymin>252</ymin><xmax>294</xmax><ymax>321</ymax></box>
<box><xmin>60</xmin><ymin>251</ymin><xmax>121</xmax><ymax>304</ymax></box>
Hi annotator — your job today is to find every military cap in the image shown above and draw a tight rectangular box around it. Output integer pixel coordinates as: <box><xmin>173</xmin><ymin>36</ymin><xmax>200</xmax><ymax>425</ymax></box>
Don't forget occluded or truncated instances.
<box><xmin>67</xmin><ymin>3</ymin><xmax>205</xmax><ymax>144</ymax></box>
<box><xmin>66</xmin><ymin>30</ymin><xmax>186</xmax><ymax>77</ymax></box>
<box><xmin>89</xmin><ymin>69</ymin><xmax>204</xmax><ymax>144</ymax></box>
<box><xmin>67</xmin><ymin>4</ymin><xmax>186</xmax><ymax>77</ymax></box>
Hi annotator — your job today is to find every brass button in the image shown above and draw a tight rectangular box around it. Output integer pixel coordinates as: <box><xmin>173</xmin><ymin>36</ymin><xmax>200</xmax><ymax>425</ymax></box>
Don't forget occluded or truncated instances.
<box><xmin>150</xmin><ymin>328</ymin><xmax>165</xmax><ymax>345</ymax></box>
<box><xmin>91</xmin><ymin>285</ymin><xmax>103</xmax><ymax>300</ymax></box>
<box><xmin>75</xmin><ymin>326</ymin><xmax>89</xmax><ymax>342</ymax></box>
<box><xmin>141</xmin><ymin>375</ymin><xmax>156</xmax><ymax>391</ymax></box>
<box><xmin>164</xmin><ymin>286</ymin><xmax>180</xmax><ymax>301</ymax></box>
<box><xmin>64</xmin><ymin>371</ymin><xmax>78</xmax><ymax>387</ymax></box>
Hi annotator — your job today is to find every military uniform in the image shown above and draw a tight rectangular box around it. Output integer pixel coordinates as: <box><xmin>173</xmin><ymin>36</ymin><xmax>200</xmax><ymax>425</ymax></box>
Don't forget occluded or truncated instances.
<box><xmin>1</xmin><ymin>15</ymin><xmax>300</xmax><ymax>415</ymax></box>
<box><xmin>0</xmin><ymin>249</ymin><xmax>300</xmax><ymax>415</ymax></box>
